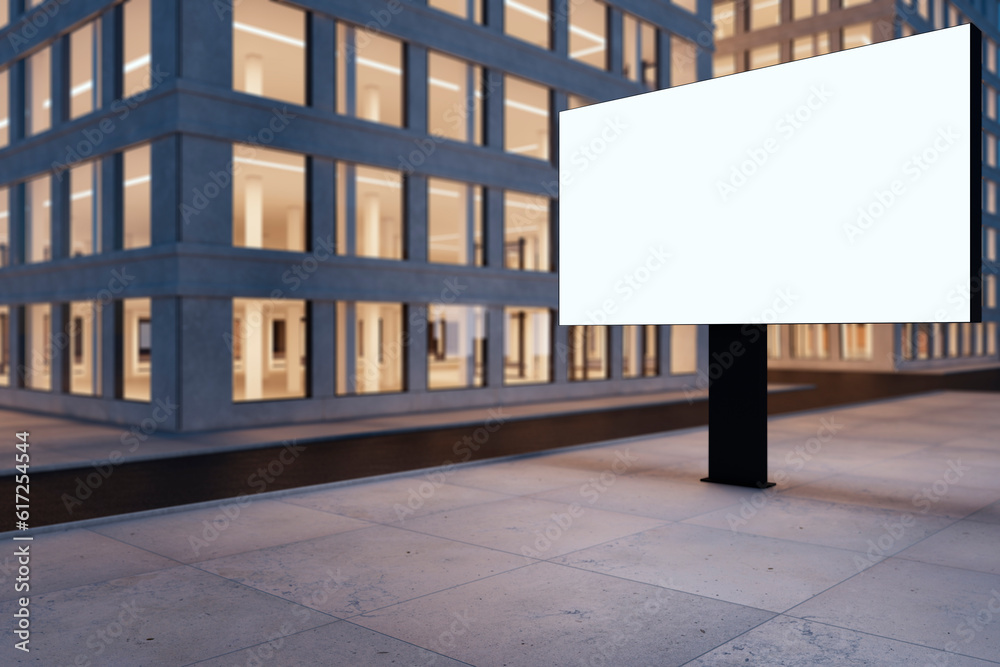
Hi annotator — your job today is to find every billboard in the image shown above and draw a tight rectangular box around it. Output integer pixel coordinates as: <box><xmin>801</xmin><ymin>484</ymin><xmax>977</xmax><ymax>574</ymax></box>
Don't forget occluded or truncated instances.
<box><xmin>558</xmin><ymin>24</ymin><xmax>981</xmax><ymax>325</ymax></box>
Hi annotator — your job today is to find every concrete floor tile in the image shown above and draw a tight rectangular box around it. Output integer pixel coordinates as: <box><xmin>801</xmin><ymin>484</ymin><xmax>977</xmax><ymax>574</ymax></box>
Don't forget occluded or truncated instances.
<box><xmin>788</xmin><ymin>558</ymin><xmax>1000</xmax><ymax>662</ymax></box>
<box><xmin>192</xmin><ymin>620</ymin><xmax>471</xmax><ymax>667</ymax></box>
<box><xmin>197</xmin><ymin>524</ymin><xmax>527</xmax><ymax>618</ymax></box>
<box><xmin>895</xmin><ymin>519</ymin><xmax>1000</xmax><ymax>574</ymax></box>
<box><xmin>0</xmin><ymin>529</ymin><xmax>176</xmax><ymax>602</ymax></box>
<box><xmin>531</xmin><ymin>473</ymin><xmax>751</xmax><ymax>522</ymax></box>
<box><xmin>0</xmin><ymin>565</ymin><xmax>329</xmax><ymax>666</ymax></box>
<box><xmin>401</xmin><ymin>496</ymin><xmax>667</xmax><ymax>559</ymax></box>
<box><xmin>281</xmin><ymin>477</ymin><xmax>512</xmax><ymax>526</ymax></box>
<box><xmin>685</xmin><ymin>492</ymin><xmax>954</xmax><ymax>555</ymax></box>
<box><xmin>554</xmin><ymin>523</ymin><xmax>876</xmax><ymax>613</ymax></box>
<box><xmin>90</xmin><ymin>498</ymin><xmax>371</xmax><ymax>563</ymax></box>
<box><xmin>687</xmin><ymin>614</ymin><xmax>998</xmax><ymax>666</ymax></box>
<box><xmin>353</xmin><ymin>561</ymin><xmax>775</xmax><ymax>667</ymax></box>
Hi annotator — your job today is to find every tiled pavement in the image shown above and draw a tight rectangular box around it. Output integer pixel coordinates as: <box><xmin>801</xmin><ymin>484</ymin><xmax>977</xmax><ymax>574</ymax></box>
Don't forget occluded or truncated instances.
<box><xmin>3</xmin><ymin>390</ymin><xmax>1000</xmax><ymax>665</ymax></box>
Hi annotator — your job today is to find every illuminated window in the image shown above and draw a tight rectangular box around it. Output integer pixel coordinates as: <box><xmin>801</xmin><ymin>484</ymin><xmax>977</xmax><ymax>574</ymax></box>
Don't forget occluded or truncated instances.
<box><xmin>749</xmin><ymin>43</ymin><xmax>780</xmax><ymax>70</ymax></box>
<box><xmin>767</xmin><ymin>325</ymin><xmax>782</xmax><ymax>359</ymax></box>
<box><xmin>123</xmin><ymin>0</ymin><xmax>151</xmax><ymax>97</ymax></box>
<box><xmin>429</xmin><ymin>0</ymin><xmax>484</xmax><ymax>22</ymax></box>
<box><xmin>336</xmin><ymin>25</ymin><xmax>403</xmax><ymax>127</ymax></box>
<box><xmin>428</xmin><ymin>52</ymin><xmax>483</xmax><ymax>144</ymax></box>
<box><xmin>336</xmin><ymin>301</ymin><xmax>405</xmax><ymax>394</ymax></box>
<box><xmin>233</xmin><ymin>0</ymin><xmax>306</xmax><ymax>105</ymax></box>
<box><xmin>70</xmin><ymin>162</ymin><xmax>100</xmax><ymax>257</ymax></box>
<box><xmin>569</xmin><ymin>325</ymin><xmax>608</xmax><ymax>381</ymax></box>
<box><xmin>505</xmin><ymin>0</ymin><xmax>549</xmax><ymax>49</ymax></box>
<box><xmin>841</xmin><ymin>323</ymin><xmax>873</xmax><ymax>360</ymax></box>
<box><xmin>793</xmin><ymin>36</ymin><xmax>814</xmax><ymax>61</ymax></box>
<box><xmin>714</xmin><ymin>53</ymin><xmax>736</xmax><ymax>77</ymax></box>
<box><xmin>504</xmin><ymin>191</ymin><xmax>549</xmax><ymax>271</ymax></box>
<box><xmin>671</xmin><ymin>36</ymin><xmax>697</xmax><ymax>86</ymax></box>
<box><xmin>791</xmin><ymin>324</ymin><xmax>829</xmax><ymax>359</ymax></box>
<box><xmin>427</xmin><ymin>304</ymin><xmax>487</xmax><ymax>389</ymax></box>
<box><xmin>842</xmin><ymin>23</ymin><xmax>872</xmax><ymax>51</ymax></box>
<box><xmin>24</xmin><ymin>304</ymin><xmax>51</xmax><ymax>391</ymax></box>
<box><xmin>505</xmin><ymin>75</ymin><xmax>549</xmax><ymax>160</ymax></box>
<box><xmin>233</xmin><ymin>146</ymin><xmax>306</xmax><ymax>252</ymax></box>
<box><xmin>0</xmin><ymin>305</ymin><xmax>9</xmax><ymax>386</ymax></box>
<box><xmin>336</xmin><ymin>163</ymin><xmax>403</xmax><ymax>259</ymax></box>
<box><xmin>622</xmin><ymin>15</ymin><xmax>657</xmax><ymax>87</ymax></box>
<box><xmin>0</xmin><ymin>69</ymin><xmax>8</xmax><ymax>147</ymax></box>
<box><xmin>119</xmin><ymin>298</ymin><xmax>151</xmax><ymax>401</ymax></box>
<box><xmin>714</xmin><ymin>1</ymin><xmax>736</xmax><ymax>39</ymax></box>
<box><xmin>569</xmin><ymin>0</ymin><xmax>606</xmax><ymax>69</ymax></box>
<box><xmin>26</xmin><ymin>175</ymin><xmax>50</xmax><ymax>264</ymax></box>
<box><xmin>70</xmin><ymin>21</ymin><xmax>101</xmax><ymax>118</ymax></box>
<box><xmin>504</xmin><ymin>306</ymin><xmax>551</xmax><ymax>384</ymax></box>
<box><xmin>0</xmin><ymin>188</ymin><xmax>7</xmax><ymax>268</ymax></box>
<box><xmin>750</xmin><ymin>0</ymin><xmax>780</xmax><ymax>30</ymax></box>
<box><xmin>123</xmin><ymin>145</ymin><xmax>151</xmax><ymax>250</ymax></box>
<box><xmin>428</xmin><ymin>178</ymin><xmax>483</xmax><ymax>266</ymax></box>
<box><xmin>25</xmin><ymin>46</ymin><xmax>51</xmax><ymax>135</ymax></box>
<box><xmin>623</xmin><ymin>325</ymin><xmax>658</xmax><ymax>377</ymax></box>
<box><xmin>670</xmin><ymin>325</ymin><xmax>697</xmax><ymax>374</ymax></box>
<box><xmin>233</xmin><ymin>298</ymin><xmax>308</xmax><ymax>401</ymax></box>
<box><xmin>69</xmin><ymin>301</ymin><xmax>101</xmax><ymax>396</ymax></box>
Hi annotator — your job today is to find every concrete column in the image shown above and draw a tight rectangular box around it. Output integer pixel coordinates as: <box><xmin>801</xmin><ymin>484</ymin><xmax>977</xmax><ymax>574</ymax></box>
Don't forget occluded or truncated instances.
<box><xmin>406</xmin><ymin>174</ymin><xmax>428</xmax><ymax>263</ymax></box>
<box><xmin>310</xmin><ymin>15</ymin><xmax>336</xmax><ymax>112</ymax></box>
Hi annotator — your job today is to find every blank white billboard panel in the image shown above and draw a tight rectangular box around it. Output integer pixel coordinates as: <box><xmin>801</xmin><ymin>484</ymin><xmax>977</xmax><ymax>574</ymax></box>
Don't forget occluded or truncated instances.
<box><xmin>559</xmin><ymin>25</ymin><xmax>979</xmax><ymax>325</ymax></box>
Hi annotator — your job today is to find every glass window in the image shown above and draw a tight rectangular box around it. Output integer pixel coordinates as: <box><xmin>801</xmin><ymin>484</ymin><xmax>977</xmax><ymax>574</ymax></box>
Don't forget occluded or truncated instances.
<box><xmin>122</xmin><ymin>298</ymin><xmax>151</xmax><ymax>401</ymax></box>
<box><xmin>841</xmin><ymin>323</ymin><xmax>873</xmax><ymax>360</ymax></box>
<box><xmin>623</xmin><ymin>325</ymin><xmax>658</xmax><ymax>378</ymax></box>
<box><xmin>336</xmin><ymin>163</ymin><xmax>403</xmax><ymax>259</ymax></box>
<box><xmin>749</xmin><ymin>43</ymin><xmax>780</xmax><ymax>70</ymax></box>
<box><xmin>671</xmin><ymin>36</ymin><xmax>697</xmax><ymax>86</ymax></box>
<box><xmin>569</xmin><ymin>0</ymin><xmax>606</xmax><ymax>70</ymax></box>
<box><xmin>623</xmin><ymin>15</ymin><xmax>657</xmax><ymax>87</ymax></box>
<box><xmin>69</xmin><ymin>301</ymin><xmax>101</xmax><ymax>396</ymax></box>
<box><xmin>233</xmin><ymin>0</ymin><xmax>305</xmax><ymax>105</ymax></box>
<box><xmin>505</xmin><ymin>75</ymin><xmax>549</xmax><ymax>160</ymax></box>
<box><xmin>427</xmin><ymin>304</ymin><xmax>487</xmax><ymax>389</ymax></box>
<box><xmin>0</xmin><ymin>69</ymin><xmax>8</xmax><ymax>147</ymax></box>
<box><xmin>0</xmin><ymin>188</ymin><xmax>8</xmax><ymax>268</ymax></box>
<box><xmin>336</xmin><ymin>301</ymin><xmax>405</xmax><ymax>394</ymax></box>
<box><xmin>233</xmin><ymin>146</ymin><xmax>306</xmax><ymax>252</ymax></box>
<box><xmin>24</xmin><ymin>304</ymin><xmax>51</xmax><ymax>391</ymax></box>
<box><xmin>25</xmin><ymin>46</ymin><xmax>51</xmax><ymax>135</ymax></box>
<box><xmin>843</xmin><ymin>23</ymin><xmax>872</xmax><ymax>51</ymax></box>
<box><xmin>670</xmin><ymin>325</ymin><xmax>697</xmax><ymax>374</ymax></box>
<box><xmin>713</xmin><ymin>53</ymin><xmax>736</xmax><ymax>78</ymax></box>
<box><xmin>714</xmin><ymin>1</ymin><xmax>736</xmax><ymax>39</ymax></box>
<box><xmin>430</xmin><ymin>0</ymin><xmax>484</xmax><ymax>22</ymax></box>
<box><xmin>123</xmin><ymin>0</ymin><xmax>151</xmax><ymax>98</ymax></box>
<box><xmin>792</xmin><ymin>324</ymin><xmax>829</xmax><ymax>359</ymax></box>
<box><xmin>26</xmin><ymin>175</ymin><xmax>50</xmax><ymax>264</ymax></box>
<box><xmin>504</xmin><ymin>191</ymin><xmax>549</xmax><ymax>271</ymax></box>
<box><xmin>750</xmin><ymin>0</ymin><xmax>780</xmax><ymax>30</ymax></box>
<box><xmin>0</xmin><ymin>305</ymin><xmax>9</xmax><ymax>387</ymax></box>
<box><xmin>428</xmin><ymin>52</ymin><xmax>483</xmax><ymax>144</ymax></box>
<box><xmin>504</xmin><ymin>306</ymin><xmax>551</xmax><ymax>384</ymax></box>
<box><xmin>70</xmin><ymin>162</ymin><xmax>100</xmax><ymax>257</ymax></box>
<box><xmin>793</xmin><ymin>36</ymin><xmax>814</xmax><ymax>61</ymax></box>
<box><xmin>767</xmin><ymin>325</ymin><xmax>781</xmax><ymax>359</ymax></box>
<box><xmin>793</xmin><ymin>0</ymin><xmax>813</xmax><ymax>20</ymax></box>
<box><xmin>337</xmin><ymin>25</ymin><xmax>403</xmax><ymax>127</ymax></box>
<box><xmin>505</xmin><ymin>0</ymin><xmax>549</xmax><ymax>49</ymax></box>
<box><xmin>70</xmin><ymin>21</ymin><xmax>101</xmax><ymax>119</ymax></box>
<box><xmin>569</xmin><ymin>325</ymin><xmax>608</xmax><ymax>380</ymax></box>
<box><xmin>428</xmin><ymin>178</ymin><xmax>483</xmax><ymax>266</ymax></box>
<box><xmin>123</xmin><ymin>145</ymin><xmax>151</xmax><ymax>249</ymax></box>
<box><xmin>233</xmin><ymin>298</ymin><xmax>308</xmax><ymax>401</ymax></box>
